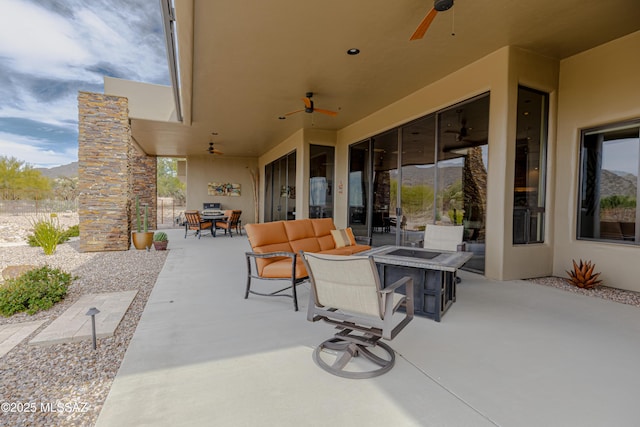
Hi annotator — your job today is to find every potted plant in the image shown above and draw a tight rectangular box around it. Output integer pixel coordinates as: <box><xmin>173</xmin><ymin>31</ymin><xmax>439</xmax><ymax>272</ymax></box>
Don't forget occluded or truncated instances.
<box><xmin>132</xmin><ymin>196</ymin><xmax>154</xmax><ymax>250</ymax></box>
<box><xmin>153</xmin><ymin>231</ymin><xmax>169</xmax><ymax>250</ymax></box>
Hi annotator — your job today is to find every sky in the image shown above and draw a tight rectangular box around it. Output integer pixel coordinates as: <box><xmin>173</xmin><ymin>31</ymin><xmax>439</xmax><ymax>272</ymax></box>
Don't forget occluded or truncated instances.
<box><xmin>0</xmin><ymin>0</ymin><xmax>170</xmax><ymax>168</ymax></box>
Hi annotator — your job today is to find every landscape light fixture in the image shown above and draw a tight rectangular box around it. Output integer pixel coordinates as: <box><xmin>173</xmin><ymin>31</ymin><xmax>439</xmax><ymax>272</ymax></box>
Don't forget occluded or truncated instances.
<box><xmin>86</xmin><ymin>307</ymin><xmax>100</xmax><ymax>350</ymax></box>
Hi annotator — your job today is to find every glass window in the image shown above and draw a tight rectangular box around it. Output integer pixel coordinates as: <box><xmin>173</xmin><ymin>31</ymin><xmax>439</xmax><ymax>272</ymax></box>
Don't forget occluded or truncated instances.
<box><xmin>309</xmin><ymin>145</ymin><xmax>334</xmax><ymax>219</ymax></box>
<box><xmin>348</xmin><ymin>140</ymin><xmax>371</xmax><ymax>238</ymax></box>
<box><xmin>513</xmin><ymin>86</ymin><xmax>548</xmax><ymax>244</ymax></box>
<box><xmin>264</xmin><ymin>151</ymin><xmax>296</xmax><ymax>222</ymax></box>
<box><xmin>578</xmin><ymin>120</ymin><xmax>639</xmax><ymax>243</ymax></box>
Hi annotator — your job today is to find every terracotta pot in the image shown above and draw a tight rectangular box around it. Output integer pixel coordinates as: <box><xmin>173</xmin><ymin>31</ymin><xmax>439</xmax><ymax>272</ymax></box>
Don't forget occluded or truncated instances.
<box><xmin>153</xmin><ymin>241</ymin><xmax>168</xmax><ymax>251</ymax></box>
<box><xmin>132</xmin><ymin>231</ymin><xmax>154</xmax><ymax>250</ymax></box>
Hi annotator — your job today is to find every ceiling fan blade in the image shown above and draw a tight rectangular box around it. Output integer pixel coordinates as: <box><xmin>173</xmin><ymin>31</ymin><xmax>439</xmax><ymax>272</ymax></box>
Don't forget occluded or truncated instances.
<box><xmin>212</xmin><ymin>149</ymin><xmax>224</xmax><ymax>155</ymax></box>
<box><xmin>302</xmin><ymin>97</ymin><xmax>312</xmax><ymax>109</ymax></box>
<box><xmin>314</xmin><ymin>108</ymin><xmax>338</xmax><ymax>117</ymax></box>
<box><xmin>284</xmin><ymin>109</ymin><xmax>305</xmax><ymax>116</ymax></box>
<box><xmin>410</xmin><ymin>7</ymin><xmax>438</xmax><ymax>40</ymax></box>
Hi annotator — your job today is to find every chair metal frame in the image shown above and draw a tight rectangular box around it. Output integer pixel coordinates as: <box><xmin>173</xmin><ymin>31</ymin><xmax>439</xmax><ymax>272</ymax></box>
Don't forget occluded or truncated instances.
<box><xmin>302</xmin><ymin>252</ymin><xmax>414</xmax><ymax>379</ymax></box>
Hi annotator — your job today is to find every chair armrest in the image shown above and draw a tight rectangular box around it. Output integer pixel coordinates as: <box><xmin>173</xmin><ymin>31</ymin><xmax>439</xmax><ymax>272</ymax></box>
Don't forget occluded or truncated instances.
<box><xmin>380</xmin><ymin>276</ymin><xmax>412</xmax><ymax>294</ymax></box>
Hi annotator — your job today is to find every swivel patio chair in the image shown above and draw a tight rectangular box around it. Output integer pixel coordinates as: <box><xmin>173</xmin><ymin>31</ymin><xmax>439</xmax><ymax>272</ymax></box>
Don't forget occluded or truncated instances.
<box><xmin>301</xmin><ymin>252</ymin><xmax>414</xmax><ymax>379</ymax></box>
<box><xmin>214</xmin><ymin>210</ymin><xmax>242</xmax><ymax>237</ymax></box>
<box><xmin>184</xmin><ymin>210</ymin><xmax>214</xmax><ymax>239</ymax></box>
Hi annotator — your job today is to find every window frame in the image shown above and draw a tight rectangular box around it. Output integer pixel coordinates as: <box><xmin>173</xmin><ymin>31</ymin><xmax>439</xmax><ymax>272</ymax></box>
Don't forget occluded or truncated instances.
<box><xmin>576</xmin><ymin>118</ymin><xmax>640</xmax><ymax>244</ymax></box>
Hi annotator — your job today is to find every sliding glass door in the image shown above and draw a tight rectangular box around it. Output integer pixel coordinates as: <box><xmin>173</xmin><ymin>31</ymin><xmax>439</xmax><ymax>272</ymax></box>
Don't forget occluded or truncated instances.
<box><xmin>264</xmin><ymin>151</ymin><xmax>296</xmax><ymax>222</ymax></box>
<box><xmin>348</xmin><ymin>94</ymin><xmax>489</xmax><ymax>272</ymax></box>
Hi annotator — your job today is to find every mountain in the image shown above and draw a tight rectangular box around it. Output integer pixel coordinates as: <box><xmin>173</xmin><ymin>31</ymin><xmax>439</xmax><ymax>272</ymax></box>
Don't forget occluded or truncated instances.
<box><xmin>36</xmin><ymin>162</ymin><xmax>78</xmax><ymax>179</ymax></box>
<box><xmin>600</xmin><ymin>169</ymin><xmax>637</xmax><ymax>198</ymax></box>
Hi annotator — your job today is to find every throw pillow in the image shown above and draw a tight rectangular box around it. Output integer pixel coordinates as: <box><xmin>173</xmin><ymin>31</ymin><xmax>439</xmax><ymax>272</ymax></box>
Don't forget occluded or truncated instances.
<box><xmin>331</xmin><ymin>228</ymin><xmax>356</xmax><ymax>248</ymax></box>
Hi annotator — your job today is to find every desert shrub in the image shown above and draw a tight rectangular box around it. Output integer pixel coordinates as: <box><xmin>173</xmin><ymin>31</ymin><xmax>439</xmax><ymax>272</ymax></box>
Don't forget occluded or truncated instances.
<box><xmin>28</xmin><ymin>223</ymin><xmax>79</xmax><ymax>248</ymax></box>
<box><xmin>62</xmin><ymin>224</ymin><xmax>79</xmax><ymax>239</ymax></box>
<box><xmin>600</xmin><ymin>195</ymin><xmax>636</xmax><ymax>209</ymax></box>
<box><xmin>0</xmin><ymin>266</ymin><xmax>75</xmax><ymax>316</ymax></box>
<box><xmin>26</xmin><ymin>215</ymin><xmax>65</xmax><ymax>253</ymax></box>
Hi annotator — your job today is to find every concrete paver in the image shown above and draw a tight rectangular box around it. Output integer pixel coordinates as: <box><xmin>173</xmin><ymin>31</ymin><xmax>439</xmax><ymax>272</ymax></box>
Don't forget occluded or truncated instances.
<box><xmin>29</xmin><ymin>291</ymin><xmax>137</xmax><ymax>346</ymax></box>
<box><xmin>0</xmin><ymin>320</ymin><xmax>45</xmax><ymax>357</ymax></box>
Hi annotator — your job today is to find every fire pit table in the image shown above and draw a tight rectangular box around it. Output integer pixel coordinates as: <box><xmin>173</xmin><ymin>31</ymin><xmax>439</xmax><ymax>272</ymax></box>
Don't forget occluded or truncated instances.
<box><xmin>360</xmin><ymin>245</ymin><xmax>472</xmax><ymax>321</ymax></box>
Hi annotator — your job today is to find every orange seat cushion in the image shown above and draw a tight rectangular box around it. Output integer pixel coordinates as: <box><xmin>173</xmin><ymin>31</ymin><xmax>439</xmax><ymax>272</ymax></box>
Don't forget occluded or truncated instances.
<box><xmin>261</xmin><ymin>258</ymin><xmax>308</xmax><ymax>279</ymax></box>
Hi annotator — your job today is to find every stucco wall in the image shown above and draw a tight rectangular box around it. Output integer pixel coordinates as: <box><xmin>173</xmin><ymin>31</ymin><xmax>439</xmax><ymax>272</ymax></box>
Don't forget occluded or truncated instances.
<box><xmin>185</xmin><ymin>155</ymin><xmax>258</xmax><ymax>225</ymax></box>
<box><xmin>554</xmin><ymin>30</ymin><xmax>640</xmax><ymax>292</ymax></box>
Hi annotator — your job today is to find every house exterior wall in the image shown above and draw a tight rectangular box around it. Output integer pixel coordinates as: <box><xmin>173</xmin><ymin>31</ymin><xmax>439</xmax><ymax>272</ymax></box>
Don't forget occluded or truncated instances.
<box><xmin>554</xmin><ymin>30</ymin><xmax>640</xmax><ymax>292</ymax></box>
<box><xmin>333</xmin><ymin>46</ymin><xmax>558</xmax><ymax>280</ymax></box>
<box><xmin>78</xmin><ymin>91</ymin><xmax>157</xmax><ymax>252</ymax></box>
<box><xmin>183</xmin><ymin>31</ymin><xmax>640</xmax><ymax>288</ymax></box>
<box><xmin>501</xmin><ymin>48</ymin><xmax>559</xmax><ymax>280</ymax></box>
<box><xmin>185</xmin><ymin>155</ymin><xmax>258</xmax><ymax>224</ymax></box>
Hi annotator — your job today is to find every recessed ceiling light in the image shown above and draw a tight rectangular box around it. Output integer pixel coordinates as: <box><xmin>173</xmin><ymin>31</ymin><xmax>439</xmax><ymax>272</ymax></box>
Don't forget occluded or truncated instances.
<box><xmin>278</xmin><ymin>116</ymin><xmax>286</xmax><ymax>120</ymax></box>
<box><xmin>347</xmin><ymin>48</ymin><xmax>360</xmax><ymax>55</ymax></box>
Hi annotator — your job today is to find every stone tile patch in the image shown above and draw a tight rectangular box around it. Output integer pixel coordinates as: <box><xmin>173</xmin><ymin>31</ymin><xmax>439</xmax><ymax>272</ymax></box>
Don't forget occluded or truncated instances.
<box><xmin>0</xmin><ymin>320</ymin><xmax>45</xmax><ymax>357</ymax></box>
<box><xmin>29</xmin><ymin>291</ymin><xmax>137</xmax><ymax>347</ymax></box>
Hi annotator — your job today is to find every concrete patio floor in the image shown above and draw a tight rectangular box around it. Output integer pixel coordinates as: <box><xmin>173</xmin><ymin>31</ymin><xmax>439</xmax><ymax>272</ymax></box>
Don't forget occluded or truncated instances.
<box><xmin>96</xmin><ymin>227</ymin><xmax>640</xmax><ymax>427</ymax></box>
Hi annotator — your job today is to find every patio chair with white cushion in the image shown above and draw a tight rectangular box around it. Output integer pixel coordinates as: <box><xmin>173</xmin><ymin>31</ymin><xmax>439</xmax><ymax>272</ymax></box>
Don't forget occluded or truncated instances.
<box><xmin>301</xmin><ymin>252</ymin><xmax>414</xmax><ymax>379</ymax></box>
<box><xmin>422</xmin><ymin>224</ymin><xmax>465</xmax><ymax>252</ymax></box>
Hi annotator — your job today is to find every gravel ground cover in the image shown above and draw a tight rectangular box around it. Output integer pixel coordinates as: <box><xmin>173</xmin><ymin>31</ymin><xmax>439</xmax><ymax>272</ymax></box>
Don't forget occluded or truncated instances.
<box><xmin>0</xmin><ymin>214</ymin><xmax>168</xmax><ymax>426</ymax></box>
<box><xmin>527</xmin><ymin>275</ymin><xmax>640</xmax><ymax>308</ymax></box>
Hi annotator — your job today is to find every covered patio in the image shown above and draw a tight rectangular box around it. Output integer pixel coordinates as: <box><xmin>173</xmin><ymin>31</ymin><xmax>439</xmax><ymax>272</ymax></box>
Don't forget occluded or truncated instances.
<box><xmin>96</xmin><ymin>228</ymin><xmax>640</xmax><ymax>426</ymax></box>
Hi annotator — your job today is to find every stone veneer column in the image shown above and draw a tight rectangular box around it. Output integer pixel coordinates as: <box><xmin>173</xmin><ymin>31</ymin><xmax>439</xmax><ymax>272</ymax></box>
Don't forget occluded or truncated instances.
<box><xmin>78</xmin><ymin>91</ymin><xmax>157</xmax><ymax>252</ymax></box>
<box><xmin>130</xmin><ymin>147</ymin><xmax>157</xmax><ymax>232</ymax></box>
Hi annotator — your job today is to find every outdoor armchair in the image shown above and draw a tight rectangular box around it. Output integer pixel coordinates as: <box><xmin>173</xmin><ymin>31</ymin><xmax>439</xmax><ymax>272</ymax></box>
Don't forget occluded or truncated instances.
<box><xmin>301</xmin><ymin>252</ymin><xmax>414</xmax><ymax>379</ymax></box>
<box><xmin>214</xmin><ymin>210</ymin><xmax>242</xmax><ymax>237</ymax></box>
<box><xmin>184</xmin><ymin>210</ymin><xmax>214</xmax><ymax>239</ymax></box>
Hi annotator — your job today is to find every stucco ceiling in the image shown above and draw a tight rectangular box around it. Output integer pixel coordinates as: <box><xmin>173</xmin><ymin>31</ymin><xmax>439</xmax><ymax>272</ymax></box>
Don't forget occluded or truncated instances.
<box><xmin>130</xmin><ymin>0</ymin><xmax>640</xmax><ymax>158</ymax></box>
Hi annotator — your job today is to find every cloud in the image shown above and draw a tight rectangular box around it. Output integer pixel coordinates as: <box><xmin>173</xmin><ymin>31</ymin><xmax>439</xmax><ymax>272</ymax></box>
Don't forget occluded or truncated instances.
<box><xmin>0</xmin><ymin>132</ymin><xmax>77</xmax><ymax>168</ymax></box>
<box><xmin>0</xmin><ymin>0</ymin><xmax>169</xmax><ymax>167</ymax></box>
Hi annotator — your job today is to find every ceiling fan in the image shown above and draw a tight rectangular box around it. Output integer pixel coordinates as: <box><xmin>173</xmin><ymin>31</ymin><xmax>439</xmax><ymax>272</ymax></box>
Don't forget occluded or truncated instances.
<box><xmin>206</xmin><ymin>134</ymin><xmax>224</xmax><ymax>155</ymax></box>
<box><xmin>443</xmin><ymin>109</ymin><xmax>470</xmax><ymax>141</ymax></box>
<box><xmin>410</xmin><ymin>0</ymin><xmax>454</xmax><ymax>41</ymax></box>
<box><xmin>284</xmin><ymin>92</ymin><xmax>338</xmax><ymax>117</ymax></box>
<box><xmin>444</xmin><ymin>118</ymin><xmax>468</xmax><ymax>141</ymax></box>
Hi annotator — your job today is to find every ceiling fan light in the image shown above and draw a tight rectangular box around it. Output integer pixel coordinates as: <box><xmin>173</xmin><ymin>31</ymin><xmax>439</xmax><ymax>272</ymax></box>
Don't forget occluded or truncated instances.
<box><xmin>434</xmin><ymin>0</ymin><xmax>454</xmax><ymax>12</ymax></box>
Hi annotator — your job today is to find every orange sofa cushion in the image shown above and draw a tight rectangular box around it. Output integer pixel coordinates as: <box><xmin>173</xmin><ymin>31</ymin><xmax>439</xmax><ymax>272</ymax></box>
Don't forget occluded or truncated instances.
<box><xmin>311</xmin><ymin>218</ymin><xmax>338</xmax><ymax>250</ymax></box>
<box><xmin>283</xmin><ymin>219</ymin><xmax>322</xmax><ymax>253</ymax></box>
<box><xmin>246</xmin><ymin>219</ymin><xmax>371</xmax><ymax>279</ymax></box>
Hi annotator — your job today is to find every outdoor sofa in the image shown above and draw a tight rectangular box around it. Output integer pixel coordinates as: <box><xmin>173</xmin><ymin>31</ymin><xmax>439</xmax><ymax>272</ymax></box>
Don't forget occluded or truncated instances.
<box><xmin>244</xmin><ymin>218</ymin><xmax>371</xmax><ymax>310</ymax></box>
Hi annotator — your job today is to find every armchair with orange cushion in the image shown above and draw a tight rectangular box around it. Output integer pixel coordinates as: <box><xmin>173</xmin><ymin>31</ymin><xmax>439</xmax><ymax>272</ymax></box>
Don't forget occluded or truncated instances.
<box><xmin>184</xmin><ymin>210</ymin><xmax>214</xmax><ymax>239</ymax></box>
<box><xmin>214</xmin><ymin>210</ymin><xmax>242</xmax><ymax>237</ymax></box>
<box><xmin>244</xmin><ymin>218</ymin><xmax>371</xmax><ymax>311</ymax></box>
